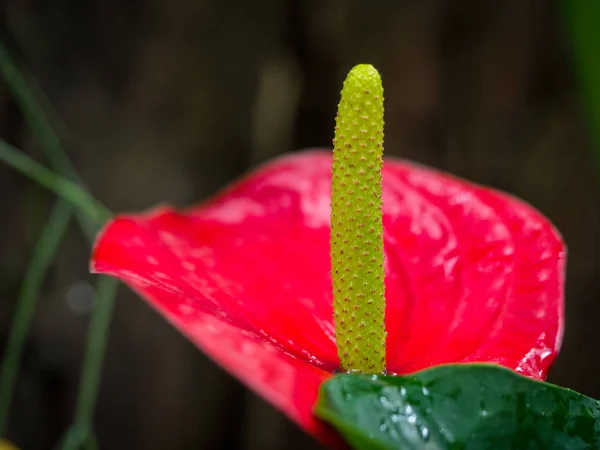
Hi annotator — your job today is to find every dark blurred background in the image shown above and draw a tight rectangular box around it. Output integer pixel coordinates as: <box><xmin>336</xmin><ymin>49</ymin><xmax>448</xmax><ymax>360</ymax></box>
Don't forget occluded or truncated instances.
<box><xmin>0</xmin><ymin>1</ymin><xmax>599</xmax><ymax>449</ymax></box>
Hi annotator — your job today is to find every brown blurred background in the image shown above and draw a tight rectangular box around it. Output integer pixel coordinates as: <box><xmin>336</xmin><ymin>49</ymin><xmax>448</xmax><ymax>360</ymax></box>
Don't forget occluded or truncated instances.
<box><xmin>0</xmin><ymin>0</ymin><xmax>599</xmax><ymax>449</ymax></box>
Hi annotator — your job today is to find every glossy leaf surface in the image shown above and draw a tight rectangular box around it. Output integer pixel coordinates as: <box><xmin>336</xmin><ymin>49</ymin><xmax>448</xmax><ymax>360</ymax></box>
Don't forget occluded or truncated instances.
<box><xmin>315</xmin><ymin>364</ymin><xmax>600</xmax><ymax>450</ymax></box>
<box><xmin>90</xmin><ymin>150</ymin><xmax>565</xmax><ymax>443</ymax></box>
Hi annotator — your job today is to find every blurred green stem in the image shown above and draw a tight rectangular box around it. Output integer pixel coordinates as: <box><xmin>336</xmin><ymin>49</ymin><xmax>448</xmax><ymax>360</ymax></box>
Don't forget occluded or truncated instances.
<box><xmin>0</xmin><ymin>39</ymin><xmax>117</xmax><ymax>449</ymax></box>
<box><xmin>0</xmin><ymin>40</ymin><xmax>97</xmax><ymax>238</ymax></box>
<box><xmin>0</xmin><ymin>199</ymin><xmax>73</xmax><ymax>435</ymax></box>
<box><xmin>0</xmin><ymin>140</ymin><xmax>117</xmax><ymax>448</ymax></box>
<box><xmin>0</xmin><ymin>139</ymin><xmax>110</xmax><ymax>224</ymax></box>
<box><xmin>560</xmin><ymin>0</ymin><xmax>600</xmax><ymax>172</ymax></box>
<box><xmin>60</xmin><ymin>278</ymin><xmax>119</xmax><ymax>450</ymax></box>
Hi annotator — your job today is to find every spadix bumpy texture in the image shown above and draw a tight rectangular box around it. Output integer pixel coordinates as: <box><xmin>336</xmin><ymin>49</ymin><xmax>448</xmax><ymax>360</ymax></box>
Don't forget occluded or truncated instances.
<box><xmin>331</xmin><ymin>64</ymin><xmax>386</xmax><ymax>374</ymax></box>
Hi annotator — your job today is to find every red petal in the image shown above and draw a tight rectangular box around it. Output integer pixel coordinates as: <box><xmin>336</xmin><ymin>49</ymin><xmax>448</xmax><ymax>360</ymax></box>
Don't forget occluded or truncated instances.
<box><xmin>91</xmin><ymin>149</ymin><xmax>565</xmax><ymax>441</ymax></box>
<box><xmin>381</xmin><ymin>162</ymin><xmax>565</xmax><ymax>378</ymax></box>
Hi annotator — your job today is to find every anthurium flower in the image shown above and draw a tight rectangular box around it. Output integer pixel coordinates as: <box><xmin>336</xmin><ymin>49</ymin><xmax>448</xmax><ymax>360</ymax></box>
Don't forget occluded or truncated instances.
<box><xmin>91</xmin><ymin>147</ymin><xmax>565</xmax><ymax>442</ymax></box>
<box><xmin>91</xmin><ymin>64</ymin><xmax>564</xmax><ymax>447</ymax></box>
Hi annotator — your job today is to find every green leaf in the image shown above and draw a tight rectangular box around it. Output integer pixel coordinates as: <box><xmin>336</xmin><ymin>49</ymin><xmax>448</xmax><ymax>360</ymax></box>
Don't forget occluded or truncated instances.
<box><xmin>314</xmin><ymin>363</ymin><xmax>600</xmax><ymax>449</ymax></box>
<box><xmin>560</xmin><ymin>0</ymin><xmax>600</xmax><ymax>174</ymax></box>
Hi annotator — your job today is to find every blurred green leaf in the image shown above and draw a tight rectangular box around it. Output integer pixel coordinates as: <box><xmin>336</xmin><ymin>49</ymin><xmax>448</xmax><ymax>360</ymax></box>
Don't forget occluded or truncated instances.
<box><xmin>561</xmin><ymin>0</ymin><xmax>600</xmax><ymax>171</ymax></box>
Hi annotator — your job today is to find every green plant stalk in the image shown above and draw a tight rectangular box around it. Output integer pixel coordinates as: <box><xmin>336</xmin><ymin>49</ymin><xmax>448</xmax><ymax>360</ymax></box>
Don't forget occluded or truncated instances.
<box><xmin>0</xmin><ymin>139</ymin><xmax>118</xmax><ymax>447</ymax></box>
<box><xmin>85</xmin><ymin>433</ymin><xmax>99</xmax><ymax>450</ymax></box>
<box><xmin>560</xmin><ymin>0</ymin><xmax>600</xmax><ymax>173</ymax></box>
<box><xmin>60</xmin><ymin>277</ymin><xmax>118</xmax><ymax>450</ymax></box>
<box><xmin>61</xmin><ymin>432</ymin><xmax>98</xmax><ymax>450</ymax></box>
<box><xmin>0</xmin><ymin>199</ymin><xmax>73</xmax><ymax>435</ymax></box>
<box><xmin>0</xmin><ymin>139</ymin><xmax>110</xmax><ymax>224</ymax></box>
<box><xmin>0</xmin><ymin>40</ymin><xmax>118</xmax><ymax>449</ymax></box>
<box><xmin>0</xmin><ymin>40</ymin><xmax>96</xmax><ymax>238</ymax></box>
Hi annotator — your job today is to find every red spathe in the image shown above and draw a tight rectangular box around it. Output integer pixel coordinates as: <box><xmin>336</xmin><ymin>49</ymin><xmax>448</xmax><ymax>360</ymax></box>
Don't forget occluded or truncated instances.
<box><xmin>91</xmin><ymin>149</ymin><xmax>565</xmax><ymax>444</ymax></box>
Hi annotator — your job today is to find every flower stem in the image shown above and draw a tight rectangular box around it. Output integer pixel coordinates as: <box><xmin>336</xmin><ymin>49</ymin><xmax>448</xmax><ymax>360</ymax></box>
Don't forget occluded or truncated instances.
<box><xmin>0</xmin><ymin>140</ymin><xmax>116</xmax><ymax>450</ymax></box>
<box><xmin>0</xmin><ymin>40</ymin><xmax>97</xmax><ymax>238</ymax></box>
<box><xmin>0</xmin><ymin>40</ymin><xmax>116</xmax><ymax>448</ymax></box>
<box><xmin>0</xmin><ymin>139</ymin><xmax>110</xmax><ymax>224</ymax></box>
<box><xmin>0</xmin><ymin>199</ymin><xmax>73</xmax><ymax>435</ymax></box>
<box><xmin>59</xmin><ymin>277</ymin><xmax>118</xmax><ymax>450</ymax></box>
<box><xmin>330</xmin><ymin>64</ymin><xmax>386</xmax><ymax>373</ymax></box>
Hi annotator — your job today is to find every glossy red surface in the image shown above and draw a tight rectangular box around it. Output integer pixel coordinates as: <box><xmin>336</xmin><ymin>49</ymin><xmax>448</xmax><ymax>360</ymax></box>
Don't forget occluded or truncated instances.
<box><xmin>91</xmin><ymin>149</ymin><xmax>565</xmax><ymax>443</ymax></box>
